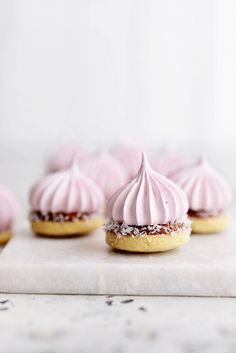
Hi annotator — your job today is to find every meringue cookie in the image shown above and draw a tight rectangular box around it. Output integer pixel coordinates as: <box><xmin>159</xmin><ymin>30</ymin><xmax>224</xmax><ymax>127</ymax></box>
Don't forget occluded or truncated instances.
<box><xmin>111</xmin><ymin>141</ymin><xmax>144</xmax><ymax>179</ymax></box>
<box><xmin>172</xmin><ymin>158</ymin><xmax>232</xmax><ymax>214</ymax></box>
<box><xmin>108</xmin><ymin>154</ymin><xmax>188</xmax><ymax>226</ymax></box>
<box><xmin>48</xmin><ymin>140</ymin><xmax>89</xmax><ymax>172</ymax></box>
<box><xmin>105</xmin><ymin>153</ymin><xmax>190</xmax><ymax>252</ymax></box>
<box><xmin>80</xmin><ymin>149</ymin><xmax>127</xmax><ymax>200</ymax></box>
<box><xmin>172</xmin><ymin>158</ymin><xmax>233</xmax><ymax>233</ymax></box>
<box><xmin>30</xmin><ymin>163</ymin><xmax>105</xmax><ymax>236</ymax></box>
<box><xmin>0</xmin><ymin>184</ymin><xmax>18</xmax><ymax>244</ymax></box>
<box><xmin>152</xmin><ymin>147</ymin><xmax>190</xmax><ymax>178</ymax></box>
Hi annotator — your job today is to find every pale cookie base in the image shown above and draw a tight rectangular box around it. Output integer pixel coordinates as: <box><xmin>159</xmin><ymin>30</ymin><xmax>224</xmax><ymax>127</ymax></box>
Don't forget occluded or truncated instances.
<box><xmin>106</xmin><ymin>230</ymin><xmax>190</xmax><ymax>253</ymax></box>
<box><xmin>190</xmin><ymin>213</ymin><xmax>230</xmax><ymax>234</ymax></box>
<box><xmin>0</xmin><ymin>231</ymin><xmax>12</xmax><ymax>245</ymax></box>
<box><xmin>32</xmin><ymin>217</ymin><xmax>104</xmax><ymax>237</ymax></box>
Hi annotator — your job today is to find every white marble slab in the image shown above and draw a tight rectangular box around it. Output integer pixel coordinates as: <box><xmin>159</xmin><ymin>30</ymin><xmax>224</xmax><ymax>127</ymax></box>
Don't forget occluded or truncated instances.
<box><xmin>0</xmin><ymin>224</ymin><xmax>236</xmax><ymax>296</ymax></box>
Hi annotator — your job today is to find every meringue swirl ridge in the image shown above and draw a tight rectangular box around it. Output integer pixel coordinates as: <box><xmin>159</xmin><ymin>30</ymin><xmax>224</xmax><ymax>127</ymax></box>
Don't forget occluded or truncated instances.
<box><xmin>107</xmin><ymin>153</ymin><xmax>189</xmax><ymax>226</ymax></box>
<box><xmin>171</xmin><ymin>158</ymin><xmax>232</xmax><ymax>214</ymax></box>
<box><xmin>30</xmin><ymin>163</ymin><xmax>105</xmax><ymax>216</ymax></box>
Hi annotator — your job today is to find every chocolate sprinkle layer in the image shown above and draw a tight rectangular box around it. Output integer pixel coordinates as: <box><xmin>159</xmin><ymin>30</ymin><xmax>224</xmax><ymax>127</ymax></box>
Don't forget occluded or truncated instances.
<box><xmin>104</xmin><ymin>219</ymin><xmax>190</xmax><ymax>237</ymax></box>
<box><xmin>0</xmin><ymin>228</ymin><xmax>11</xmax><ymax>234</ymax></box>
<box><xmin>30</xmin><ymin>211</ymin><xmax>101</xmax><ymax>223</ymax></box>
<box><xmin>188</xmin><ymin>209</ymin><xmax>222</xmax><ymax>219</ymax></box>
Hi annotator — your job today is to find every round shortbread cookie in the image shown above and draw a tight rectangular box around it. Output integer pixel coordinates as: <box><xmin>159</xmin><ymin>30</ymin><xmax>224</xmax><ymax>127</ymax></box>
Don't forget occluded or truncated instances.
<box><xmin>190</xmin><ymin>213</ymin><xmax>230</xmax><ymax>234</ymax></box>
<box><xmin>106</xmin><ymin>230</ymin><xmax>190</xmax><ymax>253</ymax></box>
<box><xmin>0</xmin><ymin>231</ymin><xmax>12</xmax><ymax>245</ymax></box>
<box><xmin>32</xmin><ymin>217</ymin><xmax>104</xmax><ymax>237</ymax></box>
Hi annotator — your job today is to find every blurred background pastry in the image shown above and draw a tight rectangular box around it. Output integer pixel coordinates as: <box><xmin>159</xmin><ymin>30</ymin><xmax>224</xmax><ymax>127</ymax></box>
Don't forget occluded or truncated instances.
<box><xmin>29</xmin><ymin>163</ymin><xmax>105</xmax><ymax>237</ymax></box>
<box><xmin>0</xmin><ymin>184</ymin><xmax>18</xmax><ymax>244</ymax></box>
<box><xmin>172</xmin><ymin>158</ymin><xmax>233</xmax><ymax>234</ymax></box>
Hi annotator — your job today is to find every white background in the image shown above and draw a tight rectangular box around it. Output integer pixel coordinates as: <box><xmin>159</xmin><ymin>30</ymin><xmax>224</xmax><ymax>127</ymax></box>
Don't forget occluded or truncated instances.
<box><xmin>0</xmin><ymin>0</ymin><xmax>236</xmax><ymax>197</ymax></box>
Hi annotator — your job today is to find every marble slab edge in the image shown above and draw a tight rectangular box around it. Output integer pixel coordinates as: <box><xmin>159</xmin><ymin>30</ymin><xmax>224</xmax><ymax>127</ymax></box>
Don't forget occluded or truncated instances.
<box><xmin>0</xmin><ymin>262</ymin><xmax>236</xmax><ymax>296</ymax></box>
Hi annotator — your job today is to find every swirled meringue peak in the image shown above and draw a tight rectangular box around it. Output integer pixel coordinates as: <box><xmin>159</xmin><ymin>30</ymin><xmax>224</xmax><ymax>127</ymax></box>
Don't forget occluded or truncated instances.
<box><xmin>30</xmin><ymin>163</ymin><xmax>105</xmax><ymax>215</ymax></box>
<box><xmin>111</xmin><ymin>141</ymin><xmax>144</xmax><ymax>179</ymax></box>
<box><xmin>80</xmin><ymin>149</ymin><xmax>127</xmax><ymax>199</ymax></box>
<box><xmin>107</xmin><ymin>153</ymin><xmax>189</xmax><ymax>226</ymax></box>
<box><xmin>171</xmin><ymin>158</ymin><xmax>233</xmax><ymax>214</ymax></box>
<box><xmin>0</xmin><ymin>185</ymin><xmax>18</xmax><ymax>231</ymax></box>
<box><xmin>152</xmin><ymin>147</ymin><xmax>190</xmax><ymax>178</ymax></box>
<box><xmin>48</xmin><ymin>140</ymin><xmax>90</xmax><ymax>172</ymax></box>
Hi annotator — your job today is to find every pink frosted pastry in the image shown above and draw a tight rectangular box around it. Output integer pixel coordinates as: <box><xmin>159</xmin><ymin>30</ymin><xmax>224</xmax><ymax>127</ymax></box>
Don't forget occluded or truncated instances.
<box><xmin>48</xmin><ymin>140</ymin><xmax>89</xmax><ymax>172</ymax></box>
<box><xmin>29</xmin><ymin>163</ymin><xmax>105</xmax><ymax>236</ymax></box>
<box><xmin>152</xmin><ymin>147</ymin><xmax>190</xmax><ymax>178</ymax></box>
<box><xmin>105</xmin><ymin>153</ymin><xmax>191</xmax><ymax>252</ymax></box>
<box><xmin>0</xmin><ymin>185</ymin><xmax>18</xmax><ymax>244</ymax></box>
<box><xmin>172</xmin><ymin>158</ymin><xmax>233</xmax><ymax>234</ymax></box>
<box><xmin>80</xmin><ymin>149</ymin><xmax>127</xmax><ymax>200</ymax></box>
<box><xmin>111</xmin><ymin>141</ymin><xmax>144</xmax><ymax>179</ymax></box>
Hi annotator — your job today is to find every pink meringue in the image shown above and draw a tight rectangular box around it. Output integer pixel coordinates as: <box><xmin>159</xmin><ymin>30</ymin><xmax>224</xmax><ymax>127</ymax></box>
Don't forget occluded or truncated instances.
<box><xmin>171</xmin><ymin>158</ymin><xmax>232</xmax><ymax>214</ymax></box>
<box><xmin>48</xmin><ymin>140</ymin><xmax>89</xmax><ymax>172</ymax></box>
<box><xmin>0</xmin><ymin>185</ymin><xmax>18</xmax><ymax>232</ymax></box>
<box><xmin>152</xmin><ymin>148</ymin><xmax>190</xmax><ymax>178</ymax></box>
<box><xmin>30</xmin><ymin>163</ymin><xmax>105</xmax><ymax>215</ymax></box>
<box><xmin>107</xmin><ymin>153</ymin><xmax>189</xmax><ymax>226</ymax></box>
<box><xmin>111</xmin><ymin>141</ymin><xmax>144</xmax><ymax>179</ymax></box>
<box><xmin>80</xmin><ymin>149</ymin><xmax>127</xmax><ymax>199</ymax></box>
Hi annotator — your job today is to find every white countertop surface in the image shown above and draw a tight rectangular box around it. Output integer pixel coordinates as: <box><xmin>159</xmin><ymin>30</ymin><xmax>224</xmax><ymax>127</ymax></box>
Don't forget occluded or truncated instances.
<box><xmin>0</xmin><ymin>294</ymin><xmax>236</xmax><ymax>353</ymax></box>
